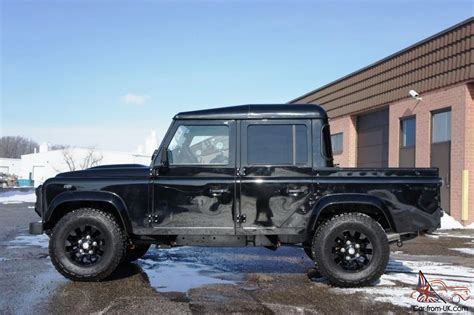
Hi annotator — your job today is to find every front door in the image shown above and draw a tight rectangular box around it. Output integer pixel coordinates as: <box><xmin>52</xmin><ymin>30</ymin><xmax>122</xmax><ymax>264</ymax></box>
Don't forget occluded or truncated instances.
<box><xmin>237</xmin><ymin>120</ymin><xmax>313</xmax><ymax>235</ymax></box>
<box><xmin>152</xmin><ymin>120</ymin><xmax>237</xmax><ymax>234</ymax></box>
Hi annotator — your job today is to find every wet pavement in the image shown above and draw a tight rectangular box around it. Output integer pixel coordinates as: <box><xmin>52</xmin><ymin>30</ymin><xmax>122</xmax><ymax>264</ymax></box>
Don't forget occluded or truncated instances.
<box><xmin>0</xmin><ymin>201</ymin><xmax>473</xmax><ymax>314</ymax></box>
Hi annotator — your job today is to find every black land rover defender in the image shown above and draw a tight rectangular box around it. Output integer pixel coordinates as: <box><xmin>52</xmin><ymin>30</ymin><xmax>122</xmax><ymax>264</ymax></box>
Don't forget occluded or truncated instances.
<box><xmin>30</xmin><ymin>104</ymin><xmax>442</xmax><ymax>287</ymax></box>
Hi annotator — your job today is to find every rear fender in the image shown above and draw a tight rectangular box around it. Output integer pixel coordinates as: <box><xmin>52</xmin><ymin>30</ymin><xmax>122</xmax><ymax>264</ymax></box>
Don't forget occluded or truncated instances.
<box><xmin>308</xmin><ymin>194</ymin><xmax>396</xmax><ymax>233</ymax></box>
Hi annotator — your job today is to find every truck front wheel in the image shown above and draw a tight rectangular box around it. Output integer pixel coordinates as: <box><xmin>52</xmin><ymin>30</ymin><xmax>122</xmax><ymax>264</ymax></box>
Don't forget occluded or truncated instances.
<box><xmin>312</xmin><ymin>213</ymin><xmax>389</xmax><ymax>287</ymax></box>
<box><xmin>49</xmin><ymin>208</ymin><xmax>126</xmax><ymax>281</ymax></box>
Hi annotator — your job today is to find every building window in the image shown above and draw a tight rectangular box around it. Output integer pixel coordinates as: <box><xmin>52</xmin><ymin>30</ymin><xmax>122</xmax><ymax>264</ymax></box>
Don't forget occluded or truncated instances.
<box><xmin>331</xmin><ymin>133</ymin><xmax>343</xmax><ymax>155</ymax></box>
<box><xmin>247</xmin><ymin>124</ymin><xmax>307</xmax><ymax>165</ymax></box>
<box><xmin>432</xmin><ymin>110</ymin><xmax>451</xmax><ymax>143</ymax></box>
<box><xmin>400</xmin><ymin>117</ymin><xmax>416</xmax><ymax>147</ymax></box>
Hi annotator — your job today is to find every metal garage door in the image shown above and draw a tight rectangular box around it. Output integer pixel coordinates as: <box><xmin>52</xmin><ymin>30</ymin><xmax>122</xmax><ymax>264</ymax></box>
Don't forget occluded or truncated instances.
<box><xmin>357</xmin><ymin>108</ymin><xmax>389</xmax><ymax>168</ymax></box>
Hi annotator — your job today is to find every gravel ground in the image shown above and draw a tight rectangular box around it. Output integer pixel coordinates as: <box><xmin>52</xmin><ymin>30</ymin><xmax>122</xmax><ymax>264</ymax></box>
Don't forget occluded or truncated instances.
<box><xmin>0</xmin><ymin>201</ymin><xmax>473</xmax><ymax>314</ymax></box>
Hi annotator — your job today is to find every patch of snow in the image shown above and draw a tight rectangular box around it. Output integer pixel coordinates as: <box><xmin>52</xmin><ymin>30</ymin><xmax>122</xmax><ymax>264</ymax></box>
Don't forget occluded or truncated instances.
<box><xmin>466</xmin><ymin>222</ymin><xmax>474</xmax><ymax>229</ymax></box>
<box><xmin>331</xmin><ymin>259</ymin><xmax>474</xmax><ymax>309</ymax></box>
<box><xmin>431</xmin><ymin>232</ymin><xmax>474</xmax><ymax>239</ymax></box>
<box><xmin>375</xmin><ymin>277</ymin><xmax>396</xmax><ymax>286</ymax></box>
<box><xmin>387</xmin><ymin>259</ymin><xmax>474</xmax><ymax>280</ymax></box>
<box><xmin>450</xmin><ymin>248</ymin><xmax>474</xmax><ymax>255</ymax></box>
<box><xmin>440</xmin><ymin>213</ymin><xmax>464</xmax><ymax>230</ymax></box>
<box><xmin>138</xmin><ymin>259</ymin><xmax>236</xmax><ymax>292</ymax></box>
<box><xmin>0</xmin><ymin>191</ymin><xmax>36</xmax><ymax>204</ymax></box>
<box><xmin>7</xmin><ymin>234</ymin><xmax>49</xmax><ymax>249</ymax></box>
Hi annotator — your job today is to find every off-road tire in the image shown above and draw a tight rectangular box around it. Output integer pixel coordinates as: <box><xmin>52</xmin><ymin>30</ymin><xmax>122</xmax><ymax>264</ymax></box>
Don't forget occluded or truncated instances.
<box><xmin>49</xmin><ymin>208</ymin><xmax>126</xmax><ymax>281</ymax></box>
<box><xmin>305</xmin><ymin>221</ymin><xmax>327</xmax><ymax>261</ymax></box>
<box><xmin>303</xmin><ymin>246</ymin><xmax>314</xmax><ymax>260</ymax></box>
<box><xmin>312</xmin><ymin>213</ymin><xmax>389</xmax><ymax>287</ymax></box>
<box><xmin>123</xmin><ymin>243</ymin><xmax>151</xmax><ymax>263</ymax></box>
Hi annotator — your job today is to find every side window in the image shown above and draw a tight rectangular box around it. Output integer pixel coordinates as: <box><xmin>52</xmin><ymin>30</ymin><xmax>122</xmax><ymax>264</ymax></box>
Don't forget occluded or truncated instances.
<box><xmin>400</xmin><ymin>117</ymin><xmax>416</xmax><ymax>147</ymax></box>
<box><xmin>168</xmin><ymin>125</ymin><xmax>229</xmax><ymax>165</ymax></box>
<box><xmin>432</xmin><ymin>110</ymin><xmax>451</xmax><ymax>143</ymax></box>
<box><xmin>247</xmin><ymin>124</ymin><xmax>308</xmax><ymax>165</ymax></box>
<box><xmin>331</xmin><ymin>133</ymin><xmax>343</xmax><ymax>155</ymax></box>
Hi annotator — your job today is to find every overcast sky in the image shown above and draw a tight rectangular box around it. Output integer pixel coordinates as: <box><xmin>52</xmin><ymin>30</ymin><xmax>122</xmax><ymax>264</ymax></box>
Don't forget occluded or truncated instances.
<box><xmin>1</xmin><ymin>0</ymin><xmax>472</xmax><ymax>152</ymax></box>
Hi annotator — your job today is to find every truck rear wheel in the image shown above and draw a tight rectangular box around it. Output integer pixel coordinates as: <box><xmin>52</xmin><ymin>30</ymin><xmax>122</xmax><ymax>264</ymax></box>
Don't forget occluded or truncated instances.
<box><xmin>49</xmin><ymin>208</ymin><xmax>126</xmax><ymax>281</ymax></box>
<box><xmin>312</xmin><ymin>213</ymin><xmax>389</xmax><ymax>287</ymax></box>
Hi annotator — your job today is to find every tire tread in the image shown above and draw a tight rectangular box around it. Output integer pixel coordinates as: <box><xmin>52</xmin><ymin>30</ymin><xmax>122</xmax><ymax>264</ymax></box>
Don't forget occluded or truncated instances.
<box><xmin>312</xmin><ymin>212</ymin><xmax>389</xmax><ymax>287</ymax></box>
<box><xmin>49</xmin><ymin>208</ymin><xmax>126</xmax><ymax>281</ymax></box>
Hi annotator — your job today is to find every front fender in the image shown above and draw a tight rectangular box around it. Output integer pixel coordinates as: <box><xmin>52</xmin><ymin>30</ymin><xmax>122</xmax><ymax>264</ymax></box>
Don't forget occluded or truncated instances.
<box><xmin>308</xmin><ymin>194</ymin><xmax>396</xmax><ymax>233</ymax></box>
<box><xmin>45</xmin><ymin>191</ymin><xmax>133</xmax><ymax>233</ymax></box>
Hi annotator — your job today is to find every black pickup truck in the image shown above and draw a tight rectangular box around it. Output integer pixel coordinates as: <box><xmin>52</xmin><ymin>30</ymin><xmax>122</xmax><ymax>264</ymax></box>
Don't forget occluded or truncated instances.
<box><xmin>30</xmin><ymin>104</ymin><xmax>442</xmax><ymax>287</ymax></box>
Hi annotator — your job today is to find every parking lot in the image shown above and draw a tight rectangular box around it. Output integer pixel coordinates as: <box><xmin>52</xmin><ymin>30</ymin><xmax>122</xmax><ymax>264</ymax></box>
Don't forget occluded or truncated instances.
<box><xmin>0</xmin><ymin>197</ymin><xmax>473</xmax><ymax>314</ymax></box>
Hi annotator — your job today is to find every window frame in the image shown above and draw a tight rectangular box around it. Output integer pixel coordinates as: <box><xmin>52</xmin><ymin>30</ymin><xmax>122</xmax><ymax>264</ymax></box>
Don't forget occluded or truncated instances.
<box><xmin>431</xmin><ymin>108</ymin><xmax>452</xmax><ymax>144</ymax></box>
<box><xmin>331</xmin><ymin>132</ymin><xmax>344</xmax><ymax>155</ymax></box>
<box><xmin>400</xmin><ymin>116</ymin><xmax>416</xmax><ymax>148</ymax></box>
<box><xmin>159</xmin><ymin>120</ymin><xmax>236</xmax><ymax>168</ymax></box>
<box><xmin>240</xmin><ymin>119</ymin><xmax>312</xmax><ymax>167</ymax></box>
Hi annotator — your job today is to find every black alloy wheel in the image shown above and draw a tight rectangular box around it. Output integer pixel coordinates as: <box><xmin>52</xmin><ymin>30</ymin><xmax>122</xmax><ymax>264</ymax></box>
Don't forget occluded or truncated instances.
<box><xmin>49</xmin><ymin>208</ymin><xmax>126</xmax><ymax>281</ymax></box>
<box><xmin>312</xmin><ymin>213</ymin><xmax>390</xmax><ymax>287</ymax></box>
<box><xmin>330</xmin><ymin>229</ymin><xmax>373</xmax><ymax>272</ymax></box>
<box><xmin>65</xmin><ymin>225</ymin><xmax>106</xmax><ymax>266</ymax></box>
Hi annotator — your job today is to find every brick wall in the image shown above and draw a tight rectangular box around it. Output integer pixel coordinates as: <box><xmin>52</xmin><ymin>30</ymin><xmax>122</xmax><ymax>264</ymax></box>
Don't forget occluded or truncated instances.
<box><xmin>388</xmin><ymin>83</ymin><xmax>472</xmax><ymax>225</ymax></box>
<box><xmin>463</xmin><ymin>83</ymin><xmax>474</xmax><ymax>225</ymax></box>
<box><xmin>327</xmin><ymin>83</ymin><xmax>473</xmax><ymax>224</ymax></box>
<box><xmin>328</xmin><ymin>115</ymin><xmax>357</xmax><ymax>167</ymax></box>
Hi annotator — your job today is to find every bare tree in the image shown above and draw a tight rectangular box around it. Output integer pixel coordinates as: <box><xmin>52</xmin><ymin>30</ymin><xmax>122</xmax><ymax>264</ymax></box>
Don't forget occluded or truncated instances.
<box><xmin>61</xmin><ymin>148</ymin><xmax>77</xmax><ymax>171</ymax></box>
<box><xmin>80</xmin><ymin>148</ymin><xmax>103</xmax><ymax>169</ymax></box>
<box><xmin>54</xmin><ymin>147</ymin><xmax>103</xmax><ymax>172</ymax></box>
<box><xmin>0</xmin><ymin>136</ymin><xmax>38</xmax><ymax>158</ymax></box>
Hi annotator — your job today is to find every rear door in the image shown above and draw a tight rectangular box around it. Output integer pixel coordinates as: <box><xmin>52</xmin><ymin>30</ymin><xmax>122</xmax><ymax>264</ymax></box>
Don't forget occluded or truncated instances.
<box><xmin>152</xmin><ymin>120</ymin><xmax>237</xmax><ymax>234</ymax></box>
<box><xmin>237</xmin><ymin>120</ymin><xmax>313</xmax><ymax>235</ymax></box>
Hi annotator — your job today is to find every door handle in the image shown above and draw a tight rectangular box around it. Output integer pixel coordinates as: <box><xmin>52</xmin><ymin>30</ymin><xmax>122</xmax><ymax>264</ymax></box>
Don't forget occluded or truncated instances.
<box><xmin>286</xmin><ymin>188</ymin><xmax>306</xmax><ymax>197</ymax></box>
<box><xmin>209</xmin><ymin>188</ymin><xmax>229</xmax><ymax>197</ymax></box>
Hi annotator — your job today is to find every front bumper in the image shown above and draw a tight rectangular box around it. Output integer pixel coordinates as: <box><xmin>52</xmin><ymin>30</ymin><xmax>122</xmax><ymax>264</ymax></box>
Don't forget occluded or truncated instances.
<box><xmin>29</xmin><ymin>221</ymin><xmax>43</xmax><ymax>234</ymax></box>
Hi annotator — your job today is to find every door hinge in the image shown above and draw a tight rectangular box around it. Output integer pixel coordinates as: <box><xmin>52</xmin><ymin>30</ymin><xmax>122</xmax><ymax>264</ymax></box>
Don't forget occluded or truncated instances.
<box><xmin>237</xmin><ymin>167</ymin><xmax>246</xmax><ymax>176</ymax></box>
<box><xmin>236</xmin><ymin>214</ymin><xmax>246</xmax><ymax>223</ymax></box>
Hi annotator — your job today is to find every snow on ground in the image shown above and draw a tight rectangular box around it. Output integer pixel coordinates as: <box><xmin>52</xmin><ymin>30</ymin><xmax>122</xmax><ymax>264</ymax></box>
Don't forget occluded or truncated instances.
<box><xmin>329</xmin><ymin>259</ymin><xmax>474</xmax><ymax>309</ymax></box>
<box><xmin>450</xmin><ymin>248</ymin><xmax>474</xmax><ymax>255</ymax></box>
<box><xmin>6</xmin><ymin>234</ymin><xmax>49</xmax><ymax>249</ymax></box>
<box><xmin>431</xmin><ymin>231</ymin><xmax>474</xmax><ymax>239</ymax></box>
<box><xmin>440</xmin><ymin>213</ymin><xmax>465</xmax><ymax>230</ymax></box>
<box><xmin>0</xmin><ymin>191</ymin><xmax>36</xmax><ymax>204</ymax></box>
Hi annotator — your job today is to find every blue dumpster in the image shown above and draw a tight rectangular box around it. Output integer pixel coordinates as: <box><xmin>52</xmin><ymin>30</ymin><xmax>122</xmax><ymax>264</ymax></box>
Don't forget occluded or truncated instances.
<box><xmin>17</xmin><ymin>179</ymin><xmax>34</xmax><ymax>187</ymax></box>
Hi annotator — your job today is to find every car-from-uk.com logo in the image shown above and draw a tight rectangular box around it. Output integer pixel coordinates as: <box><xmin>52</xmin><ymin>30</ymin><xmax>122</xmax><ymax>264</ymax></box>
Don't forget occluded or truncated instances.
<box><xmin>410</xmin><ymin>270</ymin><xmax>470</xmax><ymax>312</ymax></box>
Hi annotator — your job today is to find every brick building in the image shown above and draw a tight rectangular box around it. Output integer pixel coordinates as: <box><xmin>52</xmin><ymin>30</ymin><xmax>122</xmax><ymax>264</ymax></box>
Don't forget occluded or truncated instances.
<box><xmin>290</xmin><ymin>18</ymin><xmax>473</xmax><ymax>225</ymax></box>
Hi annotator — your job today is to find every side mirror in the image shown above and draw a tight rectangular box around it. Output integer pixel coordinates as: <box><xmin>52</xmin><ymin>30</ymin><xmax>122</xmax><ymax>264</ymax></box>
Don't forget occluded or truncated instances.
<box><xmin>160</xmin><ymin>148</ymin><xmax>170</xmax><ymax>167</ymax></box>
<box><xmin>151</xmin><ymin>149</ymin><xmax>159</xmax><ymax>162</ymax></box>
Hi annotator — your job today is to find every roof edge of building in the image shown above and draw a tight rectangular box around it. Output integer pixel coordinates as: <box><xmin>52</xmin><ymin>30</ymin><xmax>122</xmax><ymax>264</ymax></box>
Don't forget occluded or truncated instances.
<box><xmin>288</xmin><ymin>17</ymin><xmax>474</xmax><ymax>104</ymax></box>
